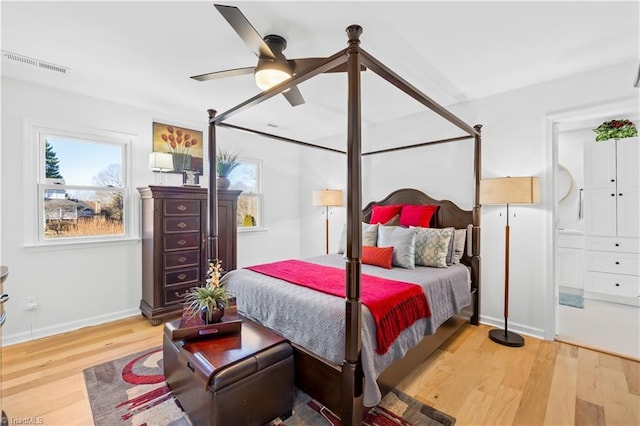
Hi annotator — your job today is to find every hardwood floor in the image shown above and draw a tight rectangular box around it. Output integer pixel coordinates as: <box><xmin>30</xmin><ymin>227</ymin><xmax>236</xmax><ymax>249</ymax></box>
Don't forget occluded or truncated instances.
<box><xmin>2</xmin><ymin>316</ymin><xmax>639</xmax><ymax>425</ymax></box>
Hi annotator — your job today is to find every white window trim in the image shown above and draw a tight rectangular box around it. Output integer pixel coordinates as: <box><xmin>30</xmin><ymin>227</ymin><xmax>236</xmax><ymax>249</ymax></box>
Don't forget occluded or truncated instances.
<box><xmin>23</xmin><ymin>119</ymin><xmax>138</xmax><ymax>247</ymax></box>
<box><xmin>232</xmin><ymin>157</ymin><xmax>264</xmax><ymax>232</ymax></box>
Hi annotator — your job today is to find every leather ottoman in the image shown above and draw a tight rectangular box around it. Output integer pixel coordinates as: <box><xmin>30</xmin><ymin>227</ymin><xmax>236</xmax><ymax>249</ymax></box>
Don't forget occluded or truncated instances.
<box><xmin>163</xmin><ymin>317</ymin><xmax>294</xmax><ymax>426</ymax></box>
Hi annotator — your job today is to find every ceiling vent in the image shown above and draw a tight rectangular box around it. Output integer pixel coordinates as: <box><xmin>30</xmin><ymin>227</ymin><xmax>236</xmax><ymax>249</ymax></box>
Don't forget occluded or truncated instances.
<box><xmin>1</xmin><ymin>50</ymin><xmax>70</xmax><ymax>74</ymax></box>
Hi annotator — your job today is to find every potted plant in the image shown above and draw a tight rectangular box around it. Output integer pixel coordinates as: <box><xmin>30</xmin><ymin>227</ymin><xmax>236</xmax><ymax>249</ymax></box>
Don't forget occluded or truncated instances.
<box><xmin>216</xmin><ymin>147</ymin><xmax>240</xmax><ymax>189</ymax></box>
<box><xmin>184</xmin><ymin>259</ymin><xmax>230</xmax><ymax>324</ymax></box>
<box><xmin>593</xmin><ymin>119</ymin><xmax>638</xmax><ymax>141</ymax></box>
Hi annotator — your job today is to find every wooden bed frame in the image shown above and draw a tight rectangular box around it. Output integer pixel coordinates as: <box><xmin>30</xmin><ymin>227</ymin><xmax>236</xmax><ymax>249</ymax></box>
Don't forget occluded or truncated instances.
<box><xmin>205</xmin><ymin>25</ymin><xmax>482</xmax><ymax>425</ymax></box>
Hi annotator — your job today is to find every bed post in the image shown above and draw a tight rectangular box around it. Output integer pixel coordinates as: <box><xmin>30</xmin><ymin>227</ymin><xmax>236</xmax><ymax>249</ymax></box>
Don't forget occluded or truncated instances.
<box><xmin>207</xmin><ymin>109</ymin><xmax>219</xmax><ymax>264</ymax></box>
<box><xmin>471</xmin><ymin>124</ymin><xmax>482</xmax><ymax>326</ymax></box>
<box><xmin>343</xmin><ymin>24</ymin><xmax>364</xmax><ymax>425</ymax></box>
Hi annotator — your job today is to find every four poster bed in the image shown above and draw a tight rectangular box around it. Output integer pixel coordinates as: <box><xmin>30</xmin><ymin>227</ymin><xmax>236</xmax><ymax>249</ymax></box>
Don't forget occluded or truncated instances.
<box><xmin>205</xmin><ymin>25</ymin><xmax>482</xmax><ymax>425</ymax></box>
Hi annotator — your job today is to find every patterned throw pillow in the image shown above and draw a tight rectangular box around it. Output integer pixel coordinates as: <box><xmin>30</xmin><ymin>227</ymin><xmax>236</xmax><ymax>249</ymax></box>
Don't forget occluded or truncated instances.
<box><xmin>413</xmin><ymin>227</ymin><xmax>454</xmax><ymax>268</ymax></box>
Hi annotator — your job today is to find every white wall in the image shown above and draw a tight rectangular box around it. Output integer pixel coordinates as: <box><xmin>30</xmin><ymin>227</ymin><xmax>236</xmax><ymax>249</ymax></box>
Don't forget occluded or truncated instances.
<box><xmin>0</xmin><ymin>78</ymin><xmax>304</xmax><ymax>345</ymax></box>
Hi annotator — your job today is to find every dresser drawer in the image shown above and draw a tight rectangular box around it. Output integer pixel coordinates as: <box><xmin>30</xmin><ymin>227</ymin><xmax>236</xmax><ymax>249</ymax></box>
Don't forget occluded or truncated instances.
<box><xmin>584</xmin><ymin>271</ymin><xmax>640</xmax><ymax>298</ymax></box>
<box><xmin>164</xmin><ymin>250</ymin><xmax>200</xmax><ymax>269</ymax></box>
<box><xmin>164</xmin><ymin>217</ymin><xmax>200</xmax><ymax>233</ymax></box>
<box><xmin>165</xmin><ymin>233</ymin><xmax>201</xmax><ymax>251</ymax></box>
<box><xmin>164</xmin><ymin>199</ymin><xmax>200</xmax><ymax>216</ymax></box>
<box><xmin>585</xmin><ymin>236</ymin><xmax>640</xmax><ymax>254</ymax></box>
<box><xmin>165</xmin><ymin>267</ymin><xmax>200</xmax><ymax>286</ymax></box>
<box><xmin>585</xmin><ymin>251</ymin><xmax>640</xmax><ymax>275</ymax></box>
<box><xmin>164</xmin><ymin>283</ymin><xmax>193</xmax><ymax>305</ymax></box>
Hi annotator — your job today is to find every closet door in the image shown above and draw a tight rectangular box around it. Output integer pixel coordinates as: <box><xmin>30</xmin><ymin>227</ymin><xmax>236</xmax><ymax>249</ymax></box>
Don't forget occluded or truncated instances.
<box><xmin>617</xmin><ymin>187</ymin><xmax>640</xmax><ymax>237</ymax></box>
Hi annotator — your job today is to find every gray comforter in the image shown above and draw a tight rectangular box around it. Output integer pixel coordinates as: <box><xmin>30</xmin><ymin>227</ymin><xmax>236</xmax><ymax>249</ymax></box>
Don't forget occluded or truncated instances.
<box><xmin>221</xmin><ymin>254</ymin><xmax>471</xmax><ymax>407</ymax></box>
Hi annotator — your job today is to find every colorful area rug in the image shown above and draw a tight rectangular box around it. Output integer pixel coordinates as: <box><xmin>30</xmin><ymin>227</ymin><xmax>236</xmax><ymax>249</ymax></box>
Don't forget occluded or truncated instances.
<box><xmin>559</xmin><ymin>292</ymin><xmax>584</xmax><ymax>309</ymax></box>
<box><xmin>83</xmin><ymin>347</ymin><xmax>456</xmax><ymax>426</ymax></box>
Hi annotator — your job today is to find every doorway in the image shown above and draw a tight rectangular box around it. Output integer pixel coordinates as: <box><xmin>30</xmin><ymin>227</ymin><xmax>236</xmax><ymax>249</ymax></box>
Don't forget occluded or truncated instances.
<box><xmin>547</xmin><ymin>98</ymin><xmax>639</xmax><ymax>360</ymax></box>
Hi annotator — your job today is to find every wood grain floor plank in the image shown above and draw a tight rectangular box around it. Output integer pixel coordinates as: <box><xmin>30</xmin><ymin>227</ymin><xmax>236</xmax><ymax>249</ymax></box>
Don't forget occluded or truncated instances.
<box><xmin>512</xmin><ymin>340</ymin><xmax>557</xmax><ymax>425</ymax></box>
<box><xmin>543</xmin><ymin>353</ymin><xmax>578</xmax><ymax>425</ymax></box>
<box><xmin>601</xmin><ymin>365</ymin><xmax>640</xmax><ymax>425</ymax></box>
<box><xmin>575</xmin><ymin>398</ymin><xmax>606</xmax><ymax>426</ymax></box>
<box><xmin>481</xmin><ymin>384</ymin><xmax>522</xmax><ymax>425</ymax></box>
<box><xmin>622</xmin><ymin>357</ymin><xmax>640</xmax><ymax>396</ymax></box>
<box><xmin>577</xmin><ymin>346</ymin><xmax>605</xmax><ymax>406</ymax></box>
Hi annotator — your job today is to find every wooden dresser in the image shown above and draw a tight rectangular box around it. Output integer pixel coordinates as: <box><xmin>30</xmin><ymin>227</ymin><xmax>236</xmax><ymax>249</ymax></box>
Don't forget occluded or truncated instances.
<box><xmin>138</xmin><ymin>186</ymin><xmax>240</xmax><ymax>325</ymax></box>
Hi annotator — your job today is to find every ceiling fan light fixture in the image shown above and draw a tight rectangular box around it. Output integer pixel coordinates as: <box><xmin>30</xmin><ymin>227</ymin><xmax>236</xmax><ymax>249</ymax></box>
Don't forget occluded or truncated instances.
<box><xmin>255</xmin><ymin>67</ymin><xmax>291</xmax><ymax>91</ymax></box>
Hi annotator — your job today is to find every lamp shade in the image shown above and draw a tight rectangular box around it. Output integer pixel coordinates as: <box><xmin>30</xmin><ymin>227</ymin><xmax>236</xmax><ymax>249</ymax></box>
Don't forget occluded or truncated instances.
<box><xmin>148</xmin><ymin>152</ymin><xmax>173</xmax><ymax>172</ymax></box>
<box><xmin>480</xmin><ymin>176</ymin><xmax>540</xmax><ymax>205</ymax></box>
<box><xmin>312</xmin><ymin>189</ymin><xmax>343</xmax><ymax>207</ymax></box>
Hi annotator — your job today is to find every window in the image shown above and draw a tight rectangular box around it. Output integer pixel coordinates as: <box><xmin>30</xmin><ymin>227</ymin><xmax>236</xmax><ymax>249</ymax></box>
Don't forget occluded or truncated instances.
<box><xmin>30</xmin><ymin>123</ymin><xmax>133</xmax><ymax>243</ymax></box>
<box><xmin>227</xmin><ymin>158</ymin><xmax>263</xmax><ymax>230</ymax></box>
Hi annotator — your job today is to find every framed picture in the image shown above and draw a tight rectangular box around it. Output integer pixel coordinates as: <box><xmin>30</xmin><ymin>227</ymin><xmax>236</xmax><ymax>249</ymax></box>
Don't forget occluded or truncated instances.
<box><xmin>182</xmin><ymin>169</ymin><xmax>200</xmax><ymax>187</ymax></box>
<box><xmin>152</xmin><ymin>122</ymin><xmax>204</xmax><ymax>174</ymax></box>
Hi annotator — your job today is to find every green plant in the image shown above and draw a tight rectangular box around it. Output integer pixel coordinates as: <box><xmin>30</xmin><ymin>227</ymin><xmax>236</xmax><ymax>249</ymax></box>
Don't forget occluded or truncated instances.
<box><xmin>593</xmin><ymin>119</ymin><xmax>637</xmax><ymax>141</ymax></box>
<box><xmin>183</xmin><ymin>260</ymin><xmax>230</xmax><ymax>323</ymax></box>
<box><xmin>216</xmin><ymin>147</ymin><xmax>240</xmax><ymax>177</ymax></box>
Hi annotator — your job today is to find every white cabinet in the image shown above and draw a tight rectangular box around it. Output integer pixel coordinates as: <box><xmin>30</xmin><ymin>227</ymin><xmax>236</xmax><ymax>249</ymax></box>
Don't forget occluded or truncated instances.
<box><xmin>584</xmin><ymin>236</ymin><xmax>640</xmax><ymax>306</ymax></box>
<box><xmin>584</xmin><ymin>137</ymin><xmax>639</xmax><ymax>237</ymax></box>
<box><xmin>557</xmin><ymin>233</ymin><xmax>584</xmax><ymax>290</ymax></box>
<box><xmin>583</xmin><ymin>137</ymin><xmax>639</xmax><ymax>306</ymax></box>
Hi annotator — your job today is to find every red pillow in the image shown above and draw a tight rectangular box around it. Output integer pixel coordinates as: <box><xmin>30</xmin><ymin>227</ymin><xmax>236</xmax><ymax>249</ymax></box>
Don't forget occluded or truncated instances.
<box><xmin>370</xmin><ymin>204</ymin><xmax>402</xmax><ymax>224</ymax></box>
<box><xmin>361</xmin><ymin>246</ymin><xmax>394</xmax><ymax>269</ymax></box>
<box><xmin>399</xmin><ymin>204</ymin><xmax>438</xmax><ymax>228</ymax></box>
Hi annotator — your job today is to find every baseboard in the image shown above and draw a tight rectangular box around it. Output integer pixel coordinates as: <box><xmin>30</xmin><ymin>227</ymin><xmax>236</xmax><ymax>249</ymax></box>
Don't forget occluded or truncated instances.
<box><xmin>480</xmin><ymin>315</ymin><xmax>545</xmax><ymax>341</ymax></box>
<box><xmin>2</xmin><ymin>308</ymin><xmax>140</xmax><ymax>346</ymax></box>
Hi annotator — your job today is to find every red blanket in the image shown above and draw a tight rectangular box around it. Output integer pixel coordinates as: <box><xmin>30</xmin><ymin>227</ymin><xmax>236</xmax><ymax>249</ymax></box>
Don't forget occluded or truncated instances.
<box><xmin>245</xmin><ymin>259</ymin><xmax>431</xmax><ymax>354</ymax></box>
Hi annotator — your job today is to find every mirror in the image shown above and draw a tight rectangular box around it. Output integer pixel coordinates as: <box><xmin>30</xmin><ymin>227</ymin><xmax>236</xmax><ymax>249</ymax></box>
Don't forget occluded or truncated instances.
<box><xmin>557</xmin><ymin>164</ymin><xmax>573</xmax><ymax>202</ymax></box>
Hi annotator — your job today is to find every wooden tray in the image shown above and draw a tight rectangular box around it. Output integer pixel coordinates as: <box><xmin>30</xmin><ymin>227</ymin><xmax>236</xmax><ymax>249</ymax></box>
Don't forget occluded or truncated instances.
<box><xmin>168</xmin><ymin>301</ymin><xmax>241</xmax><ymax>341</ymax></box>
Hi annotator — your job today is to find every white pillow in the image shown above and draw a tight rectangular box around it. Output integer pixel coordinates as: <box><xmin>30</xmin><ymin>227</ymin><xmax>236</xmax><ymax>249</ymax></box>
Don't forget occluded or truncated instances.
<box><xmin>337</xmin><ymin>222</ymin><xmax>378</xmax><ymax>254</ymax></box>
<box><xmin>377</xmin><ymin>225</ymin><xmax>417</xmax><ymax>269</ymax></box>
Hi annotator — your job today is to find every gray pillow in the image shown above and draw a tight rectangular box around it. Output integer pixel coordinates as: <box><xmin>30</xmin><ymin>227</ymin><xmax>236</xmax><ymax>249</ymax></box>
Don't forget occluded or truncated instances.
<box><xmin>413</xmin><ymin>227</ymin><xmax>453</xmax><ymax>268</ymax></box>
<box><xmin>377</xmin><ymin>225</ymin><xmax>417</xmax><ymax>269</ymax></box>
<box><xmin>452</xmin><ymin>228</ymin><xmax>467</xmax><ymax>263</ymax></box>
<box><xmin>337</xmin><ymin>222</ymin><xmax>378</xmax><ymax>254</ymax></box>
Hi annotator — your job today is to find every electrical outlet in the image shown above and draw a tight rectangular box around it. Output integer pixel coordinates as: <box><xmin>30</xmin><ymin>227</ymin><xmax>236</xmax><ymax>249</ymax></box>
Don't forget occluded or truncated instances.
<box><xmin>26</xmin><ymin>296</ymin><xmax>38</xmax><ymax>311</ymax></box>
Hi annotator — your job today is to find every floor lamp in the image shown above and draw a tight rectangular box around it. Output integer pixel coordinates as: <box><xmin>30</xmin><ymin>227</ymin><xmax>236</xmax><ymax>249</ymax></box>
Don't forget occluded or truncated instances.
<box><xmin>312</xmin><ymin>189</ymin><xmax>343</xmax><ymax>254</ymax></box>
<box><xmin>480</xmin><ymin>176</ymin><xmax>540</xmax><ymax>347</ymax></box>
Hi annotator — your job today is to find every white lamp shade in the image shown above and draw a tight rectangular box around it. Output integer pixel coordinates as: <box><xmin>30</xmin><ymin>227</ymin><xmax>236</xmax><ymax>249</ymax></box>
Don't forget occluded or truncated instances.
<box><xmin>480</xmin><ymin>176</ymin><xmax>540</xmax><ymax>205</ymax></box>
<box><xmin>255</xmin><ymin>68</ymin><xmax>291</xmax><ymax>91</ymax></box>
<box><xmin>148</xmin><ymin>152</ymin><xmax>173</xmax><ymax>172</ymax></box>
<box><xmin>313</xmin><ymin>189</ymin><xmax>343</xmax><ymax>207</ymax></box>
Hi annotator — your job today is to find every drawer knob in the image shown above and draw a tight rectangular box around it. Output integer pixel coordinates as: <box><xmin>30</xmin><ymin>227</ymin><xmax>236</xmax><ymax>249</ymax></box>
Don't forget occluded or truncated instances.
<box><xmin>611</xmin><ymin>193</ymin><xmax>615</xmax><ymax>197</ymax></box>
<box><xmin>177</xmin><ymin>222</ymin><xmax>187</xmax><ymax>229</ymax></box>
<box><xmin>611</xmin><ymin>179</ymin><xmax>615</xmax><ymax>182</ymax></box>
<box><xmin>177</xmin><ymin>239</ymin><xmax>186</xmax><ymax>246</ymax></box>
<box><xmin>174</xmin><ymin>291</ymin><xmax>186</xmax><ymax>297</ymax></box>
<box><xmin>615</xmin><ymin>261</ymin><xmax>620</xmax><ymax>265</ymax></box>
<box><xmin>615</xmin><ymin>243</ymin><xmax>619</xmax><ymax>247</ymax></box>
<box><xmin>177</xmin><ymin>205</ymin><xmax>187</xmax><ymax>211</ymax></box>
<box><xmin>619</xmin><ymin>193</ymin><xmax>623</xmax><ymax>196</ymax></box>
<box><xmin>178</xmin><ymin>273</ymin><xmax>187</xmax><ymax>280</ymax></box>
<box><xmin>615</xmin><ymin>283</ymin><xmax>620</xmax><ymax>287</ymax></box>
<box><xmin>178</xmin><ymin>256</ymin><xmax>187</xmax><ymax>263</ymax></box>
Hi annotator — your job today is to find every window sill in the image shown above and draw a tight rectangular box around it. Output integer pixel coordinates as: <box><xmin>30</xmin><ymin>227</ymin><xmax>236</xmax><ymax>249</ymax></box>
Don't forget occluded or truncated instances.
<box><xmin>238</xmin><ymin>227</ymin><xmax>268</xmax><ymax>234</ymax></box>
<box><xmin>23</xmin><ymin>237</ymin><xmax>140</xmax><ymax>252</ymax></box>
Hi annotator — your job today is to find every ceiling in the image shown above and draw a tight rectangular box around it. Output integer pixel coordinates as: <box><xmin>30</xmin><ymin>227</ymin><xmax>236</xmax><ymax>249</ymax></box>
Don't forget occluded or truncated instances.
<box><xmin>2</xmin><ymin>1</ymin><xmax>638</xmax><ymax>147</ymax></box>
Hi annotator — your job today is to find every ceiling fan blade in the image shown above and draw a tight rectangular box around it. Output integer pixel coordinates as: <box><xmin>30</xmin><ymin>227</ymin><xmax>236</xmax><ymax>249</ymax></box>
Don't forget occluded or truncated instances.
<box><xmin>282</xmin><ymin>85</ymin><xmax>305</xmax><ymax>107</ymax></box>
<box><xmin>191</xmin><ymin>66</ymin><xmax>256</xmax><ymax>81</ymax></box>
<box><xmin>289</xmin><ymin>57</ymin><xmax>366</xmax><ymax>74</ymax></box>
<box><xmin>214</xmin><ymin>4</ymin><xmax>275</xmax><ymax>60</ymax></box>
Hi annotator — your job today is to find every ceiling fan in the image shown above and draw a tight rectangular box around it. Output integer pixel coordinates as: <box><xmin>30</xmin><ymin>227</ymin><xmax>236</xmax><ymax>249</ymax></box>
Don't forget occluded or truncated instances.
<box><xmin>191</xmin><ymin>4</ymin><xmax>354</xmax><ymax>107</ymax></box>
